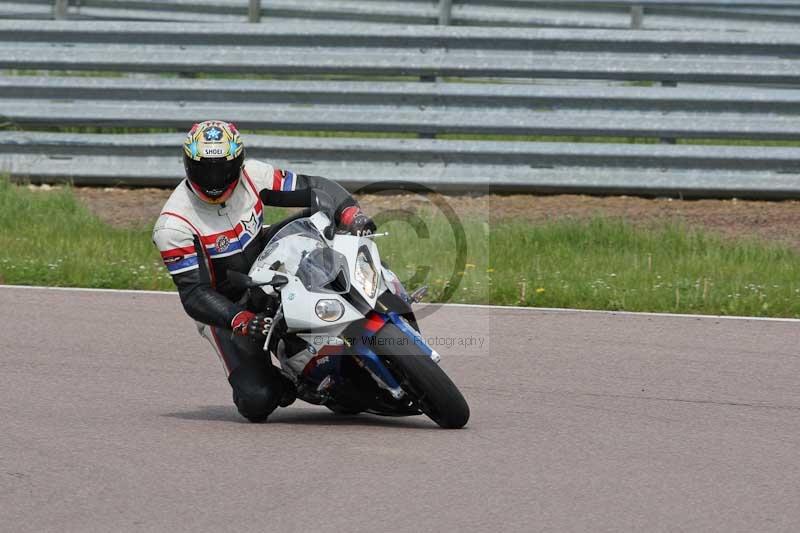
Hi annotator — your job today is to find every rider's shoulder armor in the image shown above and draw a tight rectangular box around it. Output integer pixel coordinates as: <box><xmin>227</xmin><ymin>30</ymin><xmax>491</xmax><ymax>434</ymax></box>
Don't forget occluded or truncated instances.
<box><xmin>152</xmin><ymin>158</ymin><xmax>293</xmax><ymax>279</ymax></box>
<box><xmin>242</xmin><ymin>158</ymin><xmax>298</xmax><ymax>193</ymax></box>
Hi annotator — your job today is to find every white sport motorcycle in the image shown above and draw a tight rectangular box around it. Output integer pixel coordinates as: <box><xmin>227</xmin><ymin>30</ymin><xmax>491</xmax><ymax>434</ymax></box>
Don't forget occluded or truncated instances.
<box><xmin>227</xmin><ymin>211</ymin><xmax>470</xmax><ymax>429</ymax></box>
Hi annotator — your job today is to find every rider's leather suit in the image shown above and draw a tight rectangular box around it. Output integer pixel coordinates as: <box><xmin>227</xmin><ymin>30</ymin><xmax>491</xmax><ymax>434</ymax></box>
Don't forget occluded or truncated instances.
<box><xmin>153</xmin><ymin>159</ymin><xmax>357</xmax><ymax>421</ymax></box>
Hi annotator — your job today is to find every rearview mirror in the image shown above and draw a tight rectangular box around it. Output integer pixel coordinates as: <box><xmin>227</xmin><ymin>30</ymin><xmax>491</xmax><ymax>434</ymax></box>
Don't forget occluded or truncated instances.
<box><xmin>227</xmin><ymin>270</ymin><xmax>289</xmax><ymax>290</ymax></box>
<box><xmin>270</xmin><ymin>274</ymin><xmax>289</xmax><ymax>288</ymax></box>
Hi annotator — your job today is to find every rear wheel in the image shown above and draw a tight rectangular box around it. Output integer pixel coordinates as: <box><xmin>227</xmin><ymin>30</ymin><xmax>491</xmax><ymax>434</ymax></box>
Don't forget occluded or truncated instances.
<box><xmin>377</xmin><ymin>323</ymin><xmax>470</xmax><ymax>429</ymax></box>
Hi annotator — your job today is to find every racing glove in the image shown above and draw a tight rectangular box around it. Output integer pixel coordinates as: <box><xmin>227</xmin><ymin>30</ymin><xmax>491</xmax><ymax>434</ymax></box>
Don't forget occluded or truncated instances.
<box><xmin>339</xmin><ymin>206</ymin><xmax>377</xmax><ymax>236</ymax></box>
<box><xmin>231</xmin><ymin>311</ymin><xmax>273</xmax><ymax>341</ymax></box>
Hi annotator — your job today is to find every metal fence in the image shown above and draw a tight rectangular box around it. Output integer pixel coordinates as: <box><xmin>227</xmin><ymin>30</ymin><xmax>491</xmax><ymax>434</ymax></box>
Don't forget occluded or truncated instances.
<box><xmin>2</xmin><ymin>20</ymin><xmax>800</xmax><ymax>197</ymax></box>
<box><xmin>5</xmin><ymin>0</ymin><xmax>800</xmax><ymax>31</ymax></box>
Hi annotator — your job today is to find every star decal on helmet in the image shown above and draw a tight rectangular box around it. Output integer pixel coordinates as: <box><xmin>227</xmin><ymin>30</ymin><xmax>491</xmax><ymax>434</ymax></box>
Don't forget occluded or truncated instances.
<box><xmin>204</xmin><ymin>127</ymin><xmax>223</xmax><ymax>141</ymax></box>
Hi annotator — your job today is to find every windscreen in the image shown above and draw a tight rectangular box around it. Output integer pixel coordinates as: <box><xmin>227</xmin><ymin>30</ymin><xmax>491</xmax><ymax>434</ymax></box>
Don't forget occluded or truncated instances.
<box><xmin>254</xmin><ymin>217</ymin><xmax>350</xmax><ymax>293</ymax></box>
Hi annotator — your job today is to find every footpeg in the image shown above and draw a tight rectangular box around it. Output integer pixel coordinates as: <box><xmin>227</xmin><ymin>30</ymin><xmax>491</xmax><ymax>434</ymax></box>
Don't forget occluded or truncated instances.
<box><xmin>317</xmin><ymin>375</ymin><xmax>334</xmax><ymax>393</ymax></box>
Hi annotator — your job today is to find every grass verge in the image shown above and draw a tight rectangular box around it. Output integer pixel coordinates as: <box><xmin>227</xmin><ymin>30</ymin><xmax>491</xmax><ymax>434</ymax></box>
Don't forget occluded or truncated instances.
<box><xmin>1</xmin><ymin>180</ymin><xmax>798</xmax><ymax>317</ymax></box>
<box><xmin>0</xmin><ymin>181</ymin><xmax>289</xmax><ymax>290</ymax></box>
<box><xmin>379</xmin><ymin>213</ymin><xmax>800</xmax><ymax>318</ymax></box>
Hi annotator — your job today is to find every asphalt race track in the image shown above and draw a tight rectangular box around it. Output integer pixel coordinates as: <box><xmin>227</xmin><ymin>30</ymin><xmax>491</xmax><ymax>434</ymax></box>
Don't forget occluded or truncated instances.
<box><xmin>2</xmin><ymin>286</ymin><xmax>799</xmax><ymax>532</ymax></box>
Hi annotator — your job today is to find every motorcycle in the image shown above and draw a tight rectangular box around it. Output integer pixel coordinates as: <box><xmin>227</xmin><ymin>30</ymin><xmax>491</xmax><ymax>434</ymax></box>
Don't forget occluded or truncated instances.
<box><xmin>228</xmin><ymin>211</ymin><xmax>470</xmax><ymax>429</ymax></box>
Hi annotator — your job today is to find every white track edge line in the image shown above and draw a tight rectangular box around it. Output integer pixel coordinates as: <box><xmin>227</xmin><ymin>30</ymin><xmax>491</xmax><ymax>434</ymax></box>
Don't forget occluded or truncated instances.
<box><xmin>3</xmin><ymin>284</ymin><xmax>799</xmax><ymax>323</ymax></box>
<box><xmin>0</xmin><ymin>284</ymin><xmax>175</xmax><ymax>296</ymax></box>
<box><xmin>439</xmin><ymin>302</ymin><xmax>800</xmax><ymax>322</ymax></box>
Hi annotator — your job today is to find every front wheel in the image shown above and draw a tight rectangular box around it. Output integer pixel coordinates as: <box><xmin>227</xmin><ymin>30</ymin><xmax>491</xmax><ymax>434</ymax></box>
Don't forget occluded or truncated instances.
<box><xmin>377</xmin><ymin>324</ymin><xmax>470</xmax><ymax>429</ymax></box>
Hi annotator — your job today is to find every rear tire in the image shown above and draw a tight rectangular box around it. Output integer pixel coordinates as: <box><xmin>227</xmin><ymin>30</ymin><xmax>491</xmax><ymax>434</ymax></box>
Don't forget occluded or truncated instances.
<box><xmin>377</xmin><ymin>324</ymin><xmax>470</xmax><ymax>429</ymax></box>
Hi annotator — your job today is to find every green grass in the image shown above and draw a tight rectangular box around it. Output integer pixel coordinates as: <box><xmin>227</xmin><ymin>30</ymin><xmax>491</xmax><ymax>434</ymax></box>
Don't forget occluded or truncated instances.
<box><xmin>0</xmin><ymin>180</ymin><xmax>172</xmax><ymax>290</ymax></box>
<box><xmin>376</xmin><ymin>208</ymin><xmax>800</xmax><ymax>318</ymax></box>
<box><xmin>1</xmin><ymin>180</ymin><xmax>798</xmax><ymax>317</ymax></box>
<box><xmin>0</xmin><ymin>180</ymin><xmax>287</xmax><ymax>290</ymax></box>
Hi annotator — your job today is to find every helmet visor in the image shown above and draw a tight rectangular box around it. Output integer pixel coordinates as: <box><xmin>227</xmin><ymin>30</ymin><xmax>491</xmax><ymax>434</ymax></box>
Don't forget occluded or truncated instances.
<box><xmin>185</xmin><ymin>155</ymin><xmax>241</xmax><ymax>198</ymax></box>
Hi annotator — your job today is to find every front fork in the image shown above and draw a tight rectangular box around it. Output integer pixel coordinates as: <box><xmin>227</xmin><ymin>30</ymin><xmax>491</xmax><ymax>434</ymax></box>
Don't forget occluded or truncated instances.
<box><xmin>283</xmin><ymin>311</ymin><xmax>439</xmax><ymax>402</ymax></box>
<box><xmin>348</xmin><ymin>311</ymin><xmax>441</xmax><ymax>399</ymax></box>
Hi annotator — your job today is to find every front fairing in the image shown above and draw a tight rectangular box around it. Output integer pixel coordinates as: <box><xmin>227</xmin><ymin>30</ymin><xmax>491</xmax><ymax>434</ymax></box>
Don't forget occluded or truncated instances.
<box><xmin>249</xmin><ymin>213</ymin><xmax>385</xmax><ymax>332</ymax></box>
<box><xmin>331</xmin><ymin>234</ymin><xmax>384</xmax><ymax>310</ymax></box>
<box><xmin>253</xmin><ymin>218</ymin><xmax>350</xmax><ymax>294</ymax></box>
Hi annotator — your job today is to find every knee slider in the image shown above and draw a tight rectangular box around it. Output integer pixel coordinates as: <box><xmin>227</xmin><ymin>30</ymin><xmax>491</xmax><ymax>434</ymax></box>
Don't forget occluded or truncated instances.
<box><xmin>235</xmin><ymin>387</ymin><xmax>279</xmax><ymax>422</ymax></box>
<box><xmin>229</xmin><ymin>366</ymin><xmax>280</xmax><ymax>423</ymax></box>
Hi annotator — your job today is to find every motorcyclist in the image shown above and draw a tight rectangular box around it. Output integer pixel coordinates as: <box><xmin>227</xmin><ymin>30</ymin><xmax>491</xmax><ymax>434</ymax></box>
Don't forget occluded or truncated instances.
<box><xmin>153</xmin><ymin>120</ymin><xmax>376</xmax><ymax>422</ymax></box>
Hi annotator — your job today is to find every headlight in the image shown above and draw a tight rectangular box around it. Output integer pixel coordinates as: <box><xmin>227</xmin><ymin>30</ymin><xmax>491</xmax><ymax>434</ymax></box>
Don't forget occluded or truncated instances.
<box><xmin>355</xmin><ymin>251</ymin><xmax>377</xmax><ymax>298</ymax></box>
<box><xmin>315</xmin><ymin>299</ymin><xmax>345</xmax><ymax>322</ymax></box>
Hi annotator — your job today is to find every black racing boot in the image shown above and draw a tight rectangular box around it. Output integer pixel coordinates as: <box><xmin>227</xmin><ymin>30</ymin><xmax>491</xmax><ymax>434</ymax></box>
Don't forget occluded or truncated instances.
<box><xmin>278</xmin><ymin>373</ymin><xmax>297</xmax><ymax>408</ymax></box>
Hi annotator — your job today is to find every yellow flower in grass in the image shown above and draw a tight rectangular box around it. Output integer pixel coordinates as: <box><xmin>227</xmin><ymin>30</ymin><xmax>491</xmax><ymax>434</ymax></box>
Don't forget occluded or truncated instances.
<box><xmin>536</xmin><ymin>287</ymin><xmax>545</xmax><ymax>294</ymax></box>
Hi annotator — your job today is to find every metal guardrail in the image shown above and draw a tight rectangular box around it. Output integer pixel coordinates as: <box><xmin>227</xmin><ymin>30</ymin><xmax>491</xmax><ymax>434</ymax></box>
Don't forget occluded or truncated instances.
<box><xmin>4</xmin><ymin>133</ymin><xmax>800</xmax><ymax>197</ymax></box>
<box><xmin>2</xmin><ymin>20</ymin><xmax>800</xmax><ymax>197</ymax></box>
<box><xmin>4</xmin><ymin>0</ymin><xmax>800</xmax><ymax>31</ymax></box>
<box><xmin>5</xmin><ymin>20</ymin><xmax>800</xmax><ymax>53</ymax></box>
<box><xmin>4</xmin><ymin>22</ymin><xmax>800</xmax><ymax>83</ymax></box>
<box><xmin>3</xmin><ymin>76</ymin><xmax>800</xmax><ymax>140</ymax></box>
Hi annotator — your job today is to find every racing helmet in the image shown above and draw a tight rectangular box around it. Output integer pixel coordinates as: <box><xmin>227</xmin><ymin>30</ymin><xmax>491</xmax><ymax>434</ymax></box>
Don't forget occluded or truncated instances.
<box><xmin>183</xmin><ymin>120</ymin><xmax>244</xmax><ymax>204</ymax></box>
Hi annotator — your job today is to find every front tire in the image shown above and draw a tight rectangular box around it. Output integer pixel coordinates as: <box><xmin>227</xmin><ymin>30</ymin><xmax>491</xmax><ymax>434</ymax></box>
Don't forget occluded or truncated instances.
<box><xmin>377</xmin><ymin>324</ymin><xmax>470</xmax><ymax>429</ymax></box>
